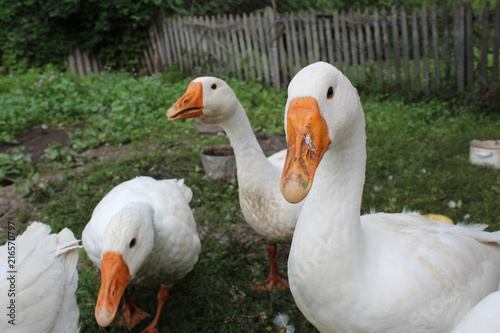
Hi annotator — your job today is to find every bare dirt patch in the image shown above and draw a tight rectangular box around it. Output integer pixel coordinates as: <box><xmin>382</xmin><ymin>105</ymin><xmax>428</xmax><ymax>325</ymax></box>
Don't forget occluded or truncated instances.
<box><xmin>0</xmin><ymin>125</ymin><xmax>286</xmax><ymax>243</ymax></box>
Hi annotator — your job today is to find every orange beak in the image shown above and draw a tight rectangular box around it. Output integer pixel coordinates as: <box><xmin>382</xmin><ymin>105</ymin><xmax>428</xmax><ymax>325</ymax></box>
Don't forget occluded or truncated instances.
<box><xmin>95</xmin><ymin>252</ymin><xmax>131</xmax><ymax>327</ymax></box>
<box><xmin>166</xmin><ymin>81</ymin><xmax>204</xmax><ymax>120</ymax></box>
<box><xmin>280</xmin><ymin>97</ymin><xmax>331</xmax><ymax>203</ymax></box>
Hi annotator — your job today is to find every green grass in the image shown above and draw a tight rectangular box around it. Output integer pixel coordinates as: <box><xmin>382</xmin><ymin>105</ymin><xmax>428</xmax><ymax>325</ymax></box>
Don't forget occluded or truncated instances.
<box><xmin>1</xmin><ymin>69</ymin><xmax>500</xmax><ymax>332</ymax></box>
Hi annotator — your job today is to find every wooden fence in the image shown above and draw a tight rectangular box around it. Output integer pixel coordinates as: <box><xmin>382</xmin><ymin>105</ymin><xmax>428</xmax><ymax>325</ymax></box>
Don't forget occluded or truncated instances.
<box><xmin>68</xmin><ymin>2</ymin><xmax>500</xmax><ymax>95</ymax></box>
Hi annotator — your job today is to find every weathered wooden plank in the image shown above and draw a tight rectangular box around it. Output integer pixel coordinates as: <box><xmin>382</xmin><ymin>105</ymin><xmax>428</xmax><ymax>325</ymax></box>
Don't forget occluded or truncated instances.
<box><xmin>159</xmin><ymin>15</ymin><xmax>172</xmax><ymax>67</ymax></box>
<box><xmin>236</xmin><ymin>15</ymin><xmax>249</xmax><ymax>81</ymax></box>
<box><xmin>441</xmin><ymin>4</ymin><xmax>452</xmax><ymax>81</ymax></box>
<box><xmin>493</xmin><ymin>3</ymin><xmax>500</xmax><ymax>85</ymax></box>
<box><xmin>411</xmin><ymin>7</ymin><xmax>421</xmax><ymax>90</ymax></box>
<box><xmin>256</xmin><ymin>12</ymin><xmax>270</xmax><ymax>86</ymax></box>
<box><xmin>277</xmin><ymin>17</ymin><xmax>288</xmax><ymax>85</ymax></box>
<box><xmin>312</xmin><ymin>12</ymin><xmax>321</xmax><ymax>61</ymax></box>
<box><xmin>176</xmin><ymin>17</ymin><xmax>188</xmax><ymax>69</ymax></box>
<box><xmin>465</xmin><ymin>3</ymin><xmax>474</xmax><ymax>89</ymax></box>
<box><xmin>289</xmin><ymin>12</ymin><xmax>301</xmax><ymax>73</ymax></box>
<box><xmin>82</xmin><ymin>49</ymin><xmax>91</xmax><ymax>75</ymax></box>
<box><xmin>421</xmin><ymin>5</ymin><xmax>430</xmax><ymax>94</ymax></box>
<box><xmin>203</xmin><ymin>16</ymin><xmax>216</xmax><ymax>72</ymax></box>
<box><xmin>324</xmin><ymin>14</ymin><xmax>335</xmax><ymax>65</ymax></box>
<box><xmin>364</xmin><ymin>9</ymin><xmax>375</xmax><ymax>84</ymax></box>
<box><xmin>381</xmin><ymin>8</ymin><xmax>392</xmax><ymax>84</ymax></box>
<box><xmin>374</xmin><ymin>9</ymin><xmax>384</xmax><ymax>84</ymax></box>
<box><xmin>221</xmin><ymin>15</ymin><xmax>234</xmax><ymax>75</ymax></box>
<box><xmin>75</xmin><ymin>48</ymin><xmax>85</xmax><ymax>76</ymax></box>
<box><xmin>283</xmin><ymin>13</ymin><xmax>294</xmax><ymax>79</ymax></box>
<box><xmin>430</xmin><ymin>4</ymin><xmax>440</xmax><ymax>87</ymax></box>
<box><xmin>264</xmin><ymin>7</ymin><xmax>280</xmax><ymax>90</ymax></box>
<box><xmin>242</xmin><ymin>14</ymin><xmax>255</xmax><ymax>79</ymax></box>
<box><xmin>227</xmin><ymin>15</ymin><xmax>242</xmax><ymax>80</ymax></box>
<box><xmin>357</xmin><ymin>10</ymin><xmax>367</xmax><ymax>82</ymax></box>
<box><xmin>317</xmin><ymin>15</ymin><xmax>327</xmax><ymax>61</ymax></box>
<box><xmin>478</xmin><ymin>2</ymin><xmax>490</xmax><ymax>92</ymax></box>
<box><xmin>303</xmin><ymin>12</ymin><xmax>314</xmax><ymax>64</ymax></box>
<box><xmin>182</xmin><ymin>17</ymin><xmax>194</xmax><ymax>70</ymax></box>
<box><xmin>333</xmin><ymin>10</ymin><xmax>343</xmax><ymax>72</ymax></box>
<box><xmin>391</xmin><ymin>6</ymin><xmax>402</xmax><ymax>86</ymax></box>
<box><xmin>168</xmin><ymin>17</ymin><xmax>181</xmax><ymax>67</ymax></box>
<box><xmin>67</xmin><ymin>50</ymin><xmax>76</xmax><ymax>75</ymax></box>
<box><xmin>349</xmin><ymin>9</ymin><xmax>359</xmax><ymax>81</ymax></box>
<box><xmin>454</xmin><ymin>3</ymin><xmax>465</xmax><ymax>92</ymax></box>
<box><xmin>340</xmin><ymin>10</ymin><xmax>350</xmax><ymax>76</ymax></box>
<box><xmin>401</xmin><ymin>7</ymin><xmax>411</xmax><ymax>88</ymax></box>
<box><xmin>248</xmin><ymin>13</ymin><xmax>262</xmax><ymax>81</ymax></box>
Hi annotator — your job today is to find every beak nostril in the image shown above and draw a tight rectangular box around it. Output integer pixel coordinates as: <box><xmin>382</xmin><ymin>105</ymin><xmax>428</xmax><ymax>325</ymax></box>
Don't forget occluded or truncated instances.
<box><xmin>183</xmin><ymin>98</ymin><xmax>190</xmax><ymax>105</ymax></box>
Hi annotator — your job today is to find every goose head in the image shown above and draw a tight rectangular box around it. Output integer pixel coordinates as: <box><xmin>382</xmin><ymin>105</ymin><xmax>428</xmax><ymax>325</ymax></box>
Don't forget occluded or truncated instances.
<box><xmin>280</xmin><ymin>62</ymin><xmax>363</xmax><ymax>203</ymax></box>
<box><xmin>167</xmin><ymin>77</ymin><xmax>239</xmax><ymax>124</ymax></box>
<box><xmin>95</xmin><ymin>202</ymin><xmax>155</xmax><ymax>327</ymax></box>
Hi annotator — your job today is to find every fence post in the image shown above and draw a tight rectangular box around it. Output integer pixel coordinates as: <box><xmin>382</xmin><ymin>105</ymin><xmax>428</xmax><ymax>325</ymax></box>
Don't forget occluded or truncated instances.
<box><xmin>264</xmin><ymin>6</ymin><xmax>281</xmax><ymax>90</ymax></box>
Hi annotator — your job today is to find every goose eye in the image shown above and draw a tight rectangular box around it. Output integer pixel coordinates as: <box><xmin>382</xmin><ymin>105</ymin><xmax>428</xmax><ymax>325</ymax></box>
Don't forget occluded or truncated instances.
<box><xmin>211</xmin><ymin>84</ymin><xmax>217</xmax><ymax>90</ymax></box>
<box><xmin>327</xmin><ymin>87</ymin><xmax>334</xmax><ymax>99</ymax></box>
<box><xmin>129</xmin><ymin>238</ymin><xmax>137</xmax><ymax>248</ymax></box>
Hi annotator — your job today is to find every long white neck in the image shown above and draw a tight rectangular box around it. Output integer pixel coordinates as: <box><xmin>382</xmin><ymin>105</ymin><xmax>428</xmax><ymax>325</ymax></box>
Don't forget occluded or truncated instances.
<box><xmin>291</xmin><ymin>115</ymin><xmax>367</xmax><ymax>276</ymax></box>
<box><xmin>218</xmin><ymin>103</ymin><xmax>270</xmax><ymax>170</ymax></box>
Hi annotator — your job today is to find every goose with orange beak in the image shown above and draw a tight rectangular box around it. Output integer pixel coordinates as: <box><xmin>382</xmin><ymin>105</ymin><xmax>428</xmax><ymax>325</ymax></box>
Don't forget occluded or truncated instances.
<box><xmin>279</xmin><ymin>62</ymin><xmax>500</xmax><ymax>333</ymax></box>
<box><xmin>167</xmin><ymin>77</ymin><xmax>303</xmax><ymax>291</ymax></box>
<box><xmin>82</xmin><ymin>176</ymin><xmax>200</xmax><ymax>332</ymax></box>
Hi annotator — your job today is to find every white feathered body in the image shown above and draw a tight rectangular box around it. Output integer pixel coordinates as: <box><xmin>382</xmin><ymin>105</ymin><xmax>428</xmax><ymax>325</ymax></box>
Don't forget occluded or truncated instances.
<box><xmin>0</xmin><ymin>222</ymin><xmax>80</xmax><ymax>333</ymax></box>
<box><xmin>191</xmin><ymin>77</ymin><xmax>301</xmax><ymax>243</ymax></box>
<box><xmin>82</xmin><ymin>176</ymin><xmax>200</xmax><ymax>287</ymax></box>
<box><xmin>284</xmin><ymin>62</ymin><xmax>500</xmax><ymax>333</ymax></box>
<box><xmin>451</xmin><ymin>290</ymin><xmax>500</xmax><ymax>333</ymax></box>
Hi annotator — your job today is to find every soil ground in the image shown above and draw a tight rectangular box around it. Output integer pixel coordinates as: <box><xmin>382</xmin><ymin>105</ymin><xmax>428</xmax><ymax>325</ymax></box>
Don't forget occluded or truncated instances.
<box><xmin>0</xmin><ymin>125</ymin><xmax>286</xmax><ymax>243</ymax></box>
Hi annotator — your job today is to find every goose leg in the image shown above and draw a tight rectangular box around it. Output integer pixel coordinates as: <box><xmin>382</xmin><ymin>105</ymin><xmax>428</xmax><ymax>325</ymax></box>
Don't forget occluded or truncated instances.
<box><xmin>140</xmin><ymin>286</ymin><xmax>170</xmax><ymax>333</ymax></box>
<box><xmin>120</xmin><ymin>290</ymin><xmax>149</xmax><ymax>328</ymax></box>
<box><xmin>250</xmin><ymin>243</ymin><xmax>289</xmax><ymax>291</ymax></box>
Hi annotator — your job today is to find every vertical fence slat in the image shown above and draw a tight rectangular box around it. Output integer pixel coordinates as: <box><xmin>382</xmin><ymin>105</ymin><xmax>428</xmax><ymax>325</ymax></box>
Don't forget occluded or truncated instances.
<box><xmin>237</xmin><ymin>16</ymin><xmax>249</xmax><ymax>81</ymax></box>
<box><xmin>333</xmin><ymin>10</ymin><xmax>344</xmax><ymax>72</ymax></box>
<box><xmin>391</xmin><ymin>6</ymin><xmax>401</xmax><ymax>86</ymax></box>
<box><xmin>229</xmin><ymin>15</ymin><xmax>242</xmax><ymax>80</ymax></box>
<box><xmin>357</xmin><ymin>10</ymin><xmax>367</xmax><ymax>82</ymax></box>
<box><xmin>421</xmin><ymin>5</ymin><xmax>430</xmax><ymax>94</ymax></box>
<box><xmin>341</xmin><ymin>11</ymin><xmax>350</xmax><ymax>77</ymax></box>
<box><xmin>324</xmin><ymin>15</ymin><xmax>335</xmax><ymax>65</ymax></box>
<box><xmin>478</xmin><ymin>2</ymin><xmax>490</xmax><ymax>93</ymax></box>
<box><xmin>465</xmin><ymin>3</ymin><xmax>474</xmax><ymax>90</ymax></box>
<box><xmin>247</xmin><ymin>13</ymin><xmax>262</xmax><ymax>81</ymax></box>
<box><xmin>431</xmin><ymin>4</ymin><xmax>440</xmax><ymax>88</ymax></box>
<box><xmin>454</xmin><ymin>3</ymin><xmax>465</xmax><ymax>92</ymax></box>
<box><xmin>348</xmin><ymin>10</ymin><xmax>359</xmax><ymax>81</ymax></box>
<box><xmin>493</xmin><ymin>4</ymin><xmax>500</xmax><ymax>86</ymax></box>
<box><xmin>311</xmin><ymin>12</ymin><xmax>321</xmax><ymax>61</ymax></box>
<box><xmin>381</xmin><ymin>8</ymin><xmax>392</xmax><ymax>84</ymax></box>
<box><xmin>364</xmin><ymin>9</ymin><xmax>375</xmax><ymax>85</ymax></box>
<box><xmin>289</xmin><ymin>13</ymin><xmax>301</xmax><ymax>73</ymax></box>
<box><xmin>318</xmin><ymin>16</ymin><xmax>327</xmax><ymax>60</ymax></box>
<box><xmin>478</xmin><ymin>2</ymin><xmax>490</xmax><ymax>90</ymax></box>
<box><xmin>401</xmin><ymin>7</ymin><xmax>411</xmax><ymax>88</ymax></box>
<box><xmin>256</xmin><ymin>13</ymin><xmax>270</xmax><ymax>86</ymax></box>
<box><xmin>411</xmin><ymin>7</ymin><xmax>421</xmax><ymax>91</ymax></box>
<box><xmin>374</xmin><ymin>9</ymin><xmax>384</xmax><ymax>85</ymax></box>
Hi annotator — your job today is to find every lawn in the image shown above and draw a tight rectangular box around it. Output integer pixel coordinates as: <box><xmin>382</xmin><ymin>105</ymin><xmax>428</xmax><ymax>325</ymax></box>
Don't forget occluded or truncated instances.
<box><xmin>1</xmin><ymin>69</ymin><xmax>499</xmax><ymax>332</ymax></box>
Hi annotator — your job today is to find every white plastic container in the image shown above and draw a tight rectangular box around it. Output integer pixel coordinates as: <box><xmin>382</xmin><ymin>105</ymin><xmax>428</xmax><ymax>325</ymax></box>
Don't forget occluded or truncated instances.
<box><xmin>469</xmin><ymin>140</ymin><xmax>500</xmax><ymax>169</ymax></box>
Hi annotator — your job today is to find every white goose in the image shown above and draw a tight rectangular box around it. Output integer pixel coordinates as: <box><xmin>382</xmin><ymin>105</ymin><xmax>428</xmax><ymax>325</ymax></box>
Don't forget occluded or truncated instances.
<box><xmin>451</xmin><ymin>290</ymin><xmax>500</xmax><ymax>333</ymax></box>
<box><xmin>167</xmin><ymin>77</ymin><xmax>302</xmax><ymax>290</ymax></box>
<box><xmin>0</xmin><ymin>222</ymin><xmax>80</xmax><ymax>333</ymax></box>
<box><xmin>279</xmin><ymin>62</ymin><xmax>500</xmax><ymax>332</ymax></box>
<box><xmin>82</xmin><ymin>176</ymin><xmax>200</xmax><ymax>333</ymax></box>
